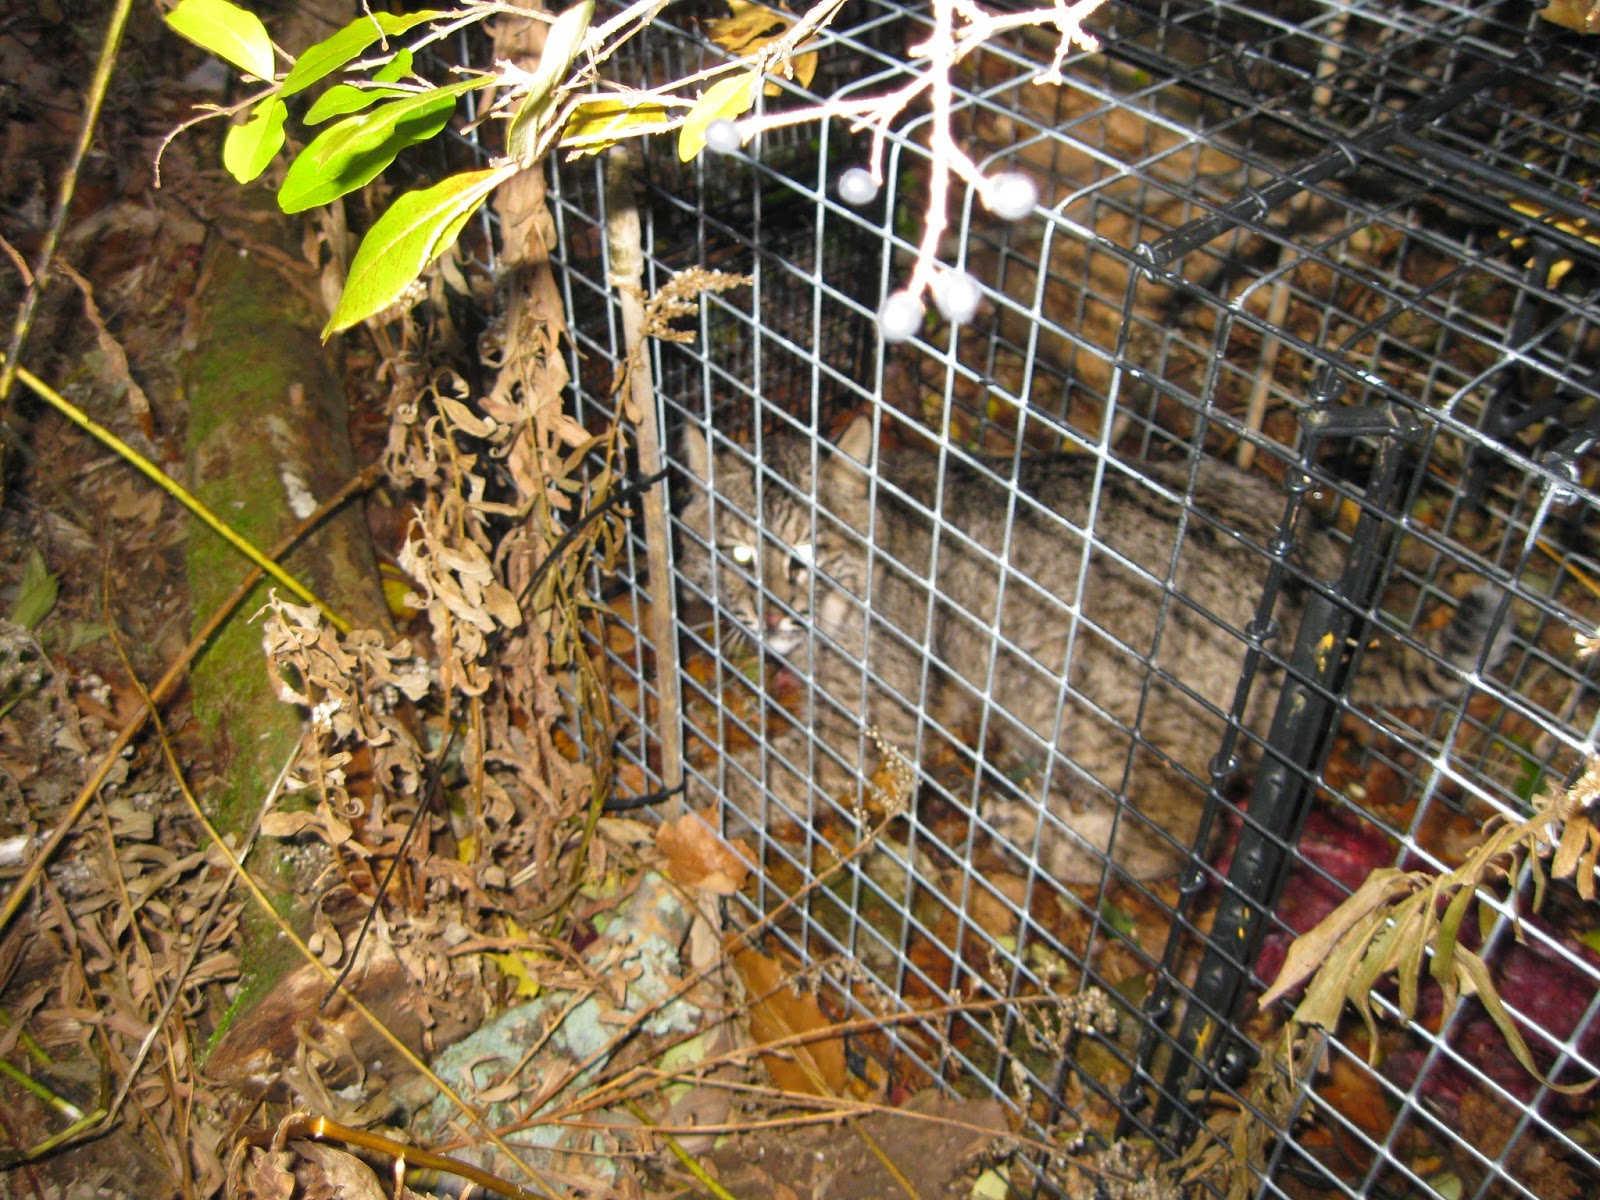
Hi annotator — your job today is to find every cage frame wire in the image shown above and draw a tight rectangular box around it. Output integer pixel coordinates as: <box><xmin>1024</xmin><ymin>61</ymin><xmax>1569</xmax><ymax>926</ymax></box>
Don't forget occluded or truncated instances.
<box><xmin>434</xmin><ymin>0</ymin><xmax>1600</xmax><ymax>1196</ymax></box>
<box><xmin>1103</xmin><ymin>28</ymin><xmax>1600</xmax><ymax>1146</ymax></box>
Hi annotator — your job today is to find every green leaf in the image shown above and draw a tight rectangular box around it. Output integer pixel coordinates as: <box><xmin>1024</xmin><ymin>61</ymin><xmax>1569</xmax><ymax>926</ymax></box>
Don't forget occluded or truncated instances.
<box><xmin>65</xmin><ymin>622</ymin><xmax>108</xmax><ymax>653</ymax></box>
<box><xmin>559</xmin><ymin>97</ymin><xmax>674</xmax><ymax>157</ymax></box>
<box><xmin>1512</xmin><ymin>737</ymin><xmax>1546</xmax><ymax>804</ymax></box>
<box><xmin>506</xmin><ymin>0</ymin><xmax>595</xmax><ymax>165</ymax></box>
<box><xmin>165</xmin><ymin>0</ymin><xmax>276</xmax><ymax>83</ymax></box>
<box><xmin>374</xmin><ymin>48</ymin><xmax>415</xmax><ymax>84</ymax></box>
<box><xmin>278</xmin><ymin>78</ymin><xmax>490</xmax><ymax>214</ymax></box>
<box><xmin>305</xmin><ymin>81</ymin><xmax>412</xmax><ymax>124</ymax></box>
<box><xmin>1430</xmin><ymin>881</ymin><xmax>1477</xmax><ymax>988</ymax></box>
<box><xmin>280</xmin><ymin>10</ymin><xmax>440</xmax><ymax>97</ymax></box>
<box><xmin>11</xmin><ymin>549</ymin><xmax>58</xmax><ymax>630</ymax></box>
<box><xmin>324</xmin><ymin>163</ymin><xmax>518</xmax><ymax>337</ymax></box>
<box><xmin>222</xmin><ymin>95</ymin><xmax>287</xmax><ymax>182</ymax></box>
<box><xmin>306</xmin><ymin>48</ymin><xmax>416</xmax><ymax>124</ymax></box>
<box><xmin>677</xmin><ymin>72</ymin><xmax>758</xmax><ymax>162</ymax></box>
<box><xmin>1456</xmin><ymin>948</ymin><xmax>1594</xmax><ymax>1095</ymax></box>
<box><xmin>1098</xmin><ymin>898</ymin><xmax>1137</xmax><ymax>939</ymax></box>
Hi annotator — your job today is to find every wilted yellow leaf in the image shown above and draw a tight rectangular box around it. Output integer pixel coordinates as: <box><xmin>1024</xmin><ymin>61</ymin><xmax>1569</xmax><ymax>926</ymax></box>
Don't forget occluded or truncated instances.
<box><xmin>678</xmin><ymin>72</ymin><xmax>759</xmax><ymax>161</ymax></box>
<box><xmin>704</xmin><ymin>0</ymin><xmax>817</xmax><ymax>94</ymax></box>
<box><xmin>1538</xmin><ymin>0</ymin><xmax>1600</xmax><ymax>32</ymax></box>
<box><xmin>487</xmin><ymin>917</ymin><xmax>545</xmax><ymax>999</ymax></box>
<box><xmin>706</xmin><ymin>0</ymin><xmax>789</xmax><ymax>51</ymax></box>
<box><xmin>561</xmin><ymin>97</ymin><xmax>675</xmax><ymax>157</ymax></box>
<box><xmin>1258</xmin><ymin>869</ymin><xmax>1415</xmax><ymax>1010</ymax></box>
<box><xmin>1456</xmin><ymin>948</ymin><xmax>1593</xmax><ymax>1094</ymax></box>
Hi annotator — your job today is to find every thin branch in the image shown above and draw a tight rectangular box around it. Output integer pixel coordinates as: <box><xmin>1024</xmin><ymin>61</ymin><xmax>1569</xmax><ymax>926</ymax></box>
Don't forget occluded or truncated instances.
<box><xmin>1</xmin><ymin>0</ymin><xmax>135</xmax><ymax>406</ymax></box>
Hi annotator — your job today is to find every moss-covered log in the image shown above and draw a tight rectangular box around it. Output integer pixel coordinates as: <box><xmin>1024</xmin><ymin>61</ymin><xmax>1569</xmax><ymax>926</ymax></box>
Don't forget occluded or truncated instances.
<box><xmin>184</xmin><ymin>219</ymin><xmax>390</xmax><ymax>1077</ymax></box>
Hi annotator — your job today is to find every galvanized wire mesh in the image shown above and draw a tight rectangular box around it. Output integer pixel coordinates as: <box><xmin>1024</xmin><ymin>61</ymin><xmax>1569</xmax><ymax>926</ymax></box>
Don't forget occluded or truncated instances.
<box><xmin>529</xmin><ymin>1</ymin><xmax>1600</xmax><ymax>1196</ymax></box>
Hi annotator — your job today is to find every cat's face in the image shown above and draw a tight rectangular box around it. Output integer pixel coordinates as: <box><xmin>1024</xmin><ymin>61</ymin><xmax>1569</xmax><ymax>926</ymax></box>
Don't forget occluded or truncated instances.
<box><xmin>678</xmin><ymin>424</ymin><xmax>870</xmax><ymax>658</ymax></box>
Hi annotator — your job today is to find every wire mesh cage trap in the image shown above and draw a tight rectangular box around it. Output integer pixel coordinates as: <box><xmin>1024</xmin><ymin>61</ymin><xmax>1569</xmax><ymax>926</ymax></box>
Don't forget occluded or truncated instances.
<box><xmin>532</xmin><ymin>0</ymin><xmax>1600</xmax><ymax>1196</ymax></box>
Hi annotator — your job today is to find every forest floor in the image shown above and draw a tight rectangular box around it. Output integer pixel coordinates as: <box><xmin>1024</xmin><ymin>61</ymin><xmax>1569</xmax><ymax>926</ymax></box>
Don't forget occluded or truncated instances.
<box><xmin>0</xmin><ymin>8</ymin><xmax>1043</xmax><ymax>1199</ymax></box>
<box><xmin>1</xmin><ymin>5</ymin><xmax>1597</xmax><ymax>1200</ymax></box>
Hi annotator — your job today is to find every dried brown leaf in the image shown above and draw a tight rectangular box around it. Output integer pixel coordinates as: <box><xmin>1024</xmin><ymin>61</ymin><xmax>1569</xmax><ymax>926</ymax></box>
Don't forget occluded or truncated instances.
<box><xmin>1258</xmin><ymin>869</ymin><xmax>1416</xmax><ymax>1009</ymax></box>
<box><xmin>437</xmin><ymin>394</ymin><xmax>498</xmax><ymax>439</ymax></box>
<box><xmin>260</xmin><ymin>807</ymin><xmax>354</xmax><ymax>848</ymax></box>
<box><xmin>733</xmin><ymin>947</ymin><xmax>847</xmax><ymax>1095</ymax></box>
<box><xmin>291</xmin><ymin>1141</ymin><xmax>395</xmax><ymax>1200</ymax></box>
<box><xmin>657</xmin><ymin>810</ymin><xmax>751</xmax><ymax>895</ymax></box>
<box><xmin>233</xmin><ymin>1146</ymin><xmax>298</xmax><ymax>1200</ymax></box>
<box><xmin>1294</xmin><ymin>907</ymin><xmax>1392</xmax><ymax>1047</ymax></box>
<box><xmin>58</xmin><ymin>260</ymin><xmax>154</xmax><ymax>435</ymax></box>
<box><xmin>1551</xmin><ymin>806</ymin><xmax>1599</xmax><ymax>899</ymax></box>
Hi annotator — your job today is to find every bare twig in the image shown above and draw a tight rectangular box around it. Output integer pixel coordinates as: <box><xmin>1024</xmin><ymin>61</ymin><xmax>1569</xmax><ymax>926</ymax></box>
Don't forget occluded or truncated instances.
<box><xmin>604</xmin><ymin>147</ymin><xmax>684</xmax><ymax>807</ymax></box>
<box><xmin>0</xmin><ymin>0</ymin><xmax>134</xmax><ymax>407</ymax></box>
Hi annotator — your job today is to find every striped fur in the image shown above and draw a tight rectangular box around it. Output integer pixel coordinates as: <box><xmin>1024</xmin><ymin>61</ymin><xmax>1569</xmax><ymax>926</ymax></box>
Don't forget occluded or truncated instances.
<box><xmin>678</xmin><ymin>417</ymin><xmax>1506</xmax><ymax>881</ymax></box>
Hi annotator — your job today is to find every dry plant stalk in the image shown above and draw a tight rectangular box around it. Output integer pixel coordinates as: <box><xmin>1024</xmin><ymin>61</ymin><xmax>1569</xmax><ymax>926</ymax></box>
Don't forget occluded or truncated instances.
<box><xmin>1173</xmin><ymin>748</ymin><xmax>1600</xmax><ymax>1196</ymax></box>
<box><xmin>1261</xmin><ymin>757</ymin><xmax>1600</xmax><ymax>1092</ymax></box>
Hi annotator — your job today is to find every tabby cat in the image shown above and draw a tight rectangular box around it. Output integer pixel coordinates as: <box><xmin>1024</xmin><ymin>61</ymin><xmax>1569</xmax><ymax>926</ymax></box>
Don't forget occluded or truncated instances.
<box><xmin>677</xmin><ymin>416</ymin><xmax>1505</xmax><ymax>882</ymax></box>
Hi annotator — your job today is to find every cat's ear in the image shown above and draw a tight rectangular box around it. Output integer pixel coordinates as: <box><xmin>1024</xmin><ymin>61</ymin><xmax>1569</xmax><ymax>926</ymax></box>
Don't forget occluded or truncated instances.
<box><xmin>824</xmin><ymin>414</ymin><xmax>874</xmax><ymax>500</ymax></box>
<box><xmin>834</xmin><ymin>414</ymin><xmax>874</xmax><ymax>465</ymax></box>
<box><xmin>682</xmin><ymin>423</ymin><xmax>711</xmax><ymax>482</ymax></box>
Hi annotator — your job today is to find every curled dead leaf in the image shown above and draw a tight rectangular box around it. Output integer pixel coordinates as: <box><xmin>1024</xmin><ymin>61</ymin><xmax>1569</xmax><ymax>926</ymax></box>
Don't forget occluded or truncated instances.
<box><xmin>436</xmin><ymin>394</ymin><xmax>498</xmax><ymax>438</ymax></box>
<box><xmin>733</xmin><ymin>947</ymin><xmax>846</xmax><ymax>1096</ymax></box>
<box><xmin>260</xmin><ymin>807</ymin><xmax>355</xmax><ymax>848</ymax></box>
<box><xmin>1258</xmin><ymin>869</ymin><xmax>1417</xmax><ymax>1010</ymax></box>
<box><xmin>657</xmin><ymin>810</ymin><xmax>751</xmax><ymax>894</ymax></box>
<box><xmin>1539</xmin><ymin>0</ymin><xmax>1600</xmax><ymax>33</ymax></box>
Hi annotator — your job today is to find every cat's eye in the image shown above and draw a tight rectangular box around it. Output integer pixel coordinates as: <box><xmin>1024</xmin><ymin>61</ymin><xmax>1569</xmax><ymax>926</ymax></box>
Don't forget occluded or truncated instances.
<box><xmin>728</xmin><ymin>544</ymin><xmax>757</xmax><ymax>566</ymax></box>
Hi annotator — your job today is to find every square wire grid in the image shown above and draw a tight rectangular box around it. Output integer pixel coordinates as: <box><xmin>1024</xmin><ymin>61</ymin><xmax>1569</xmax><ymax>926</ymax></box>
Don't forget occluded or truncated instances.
<box><xmin>533</xmin><ymin>1</ymin><xmax>1600</xmax><ymax>1196</ymax></box>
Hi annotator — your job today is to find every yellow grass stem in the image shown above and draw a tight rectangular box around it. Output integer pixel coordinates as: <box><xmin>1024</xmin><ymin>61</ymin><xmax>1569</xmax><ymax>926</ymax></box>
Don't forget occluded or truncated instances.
<box><xmin>2</xmin><ymin>355</ymin><xmax>349</xmax><ymax>634</ymax></box>
<box><xmin>0</xmin><ymin>0</ymin><xmax>133</xmax><ymax>405</ymax></box>
<box><xmin>0</xmin><ymin>461</ymin><xmax>378</xmax><ymax>938</ymax></box>
<box><xmin>625</xmin><ymin>1099</ymin><xmax>743</xmax><ymax>1200</ymax></box>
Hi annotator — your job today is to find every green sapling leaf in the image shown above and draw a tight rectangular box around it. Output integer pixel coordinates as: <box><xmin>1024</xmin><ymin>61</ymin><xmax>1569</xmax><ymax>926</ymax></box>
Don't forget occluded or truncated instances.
<box><xmin>505</xmin><ymin>0</ymin><xmax>595</xmax><ymax>165</ymax></box>
<box><xmin>305</xmin><ymin>80</ymin><xmax>412</xmax><ymax>124</ymax></box>
<box><xmin>374</xmin><ymin>48</ymin><xmax>416</xmax><ymax>84</ymax></box>
<box><xmin>222</xmin><ymin>95</ymin><xmax>287</xmax><ymax>182</ymax></box>
<box><xmin>305</xmin><ymin>43</ymin><xmax>417</xmax><ymax>125</ymax></box>
<box><xmin>323</xmin><ymin>163</ymin><xmax>518</xmax><ymax>337</ymax></box>
<box><xmin>305</xmin><ymin>49</ymin><xmax>415</xmax><ymax>123</ymax></box>
<box><xmin>279</xmin><ymin>77</ymin><xmax>491</xmax><ymax>213</ymax></box>
<box><xmin>280</xmin><ymin>10</ymin><xmax>441</xmax><ymax>97</ymax></box>
<box><xmin>165</xmin><ymin>0</ymin><xmax>276</xmax><ymax>83</ymax></box>
<box><xmin>11</xmin><ymin>549</ymin><xmax>58</xmax><ymax>630</ymax></box>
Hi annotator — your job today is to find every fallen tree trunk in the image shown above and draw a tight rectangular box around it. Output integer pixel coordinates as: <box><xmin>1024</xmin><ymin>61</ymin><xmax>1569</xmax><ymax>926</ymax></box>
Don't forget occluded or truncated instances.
<box><xmin>183</xmin><ymin>209</ymin><xmax>394</xmax><ymax>1080</ymax></box>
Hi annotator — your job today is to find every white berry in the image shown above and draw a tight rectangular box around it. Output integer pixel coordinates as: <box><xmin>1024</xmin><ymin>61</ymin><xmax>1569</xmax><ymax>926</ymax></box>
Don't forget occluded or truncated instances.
<box><xmin>704</xmin><ymin>119</ymin><xmax>742</xmax><ymax>154</ymax></box>
<box><xmin>877</xmin><ymin>291</ymin><xmax>925</xmax><ymax>342</ymax></box>
<box><xmin>838</xmin><ymin>167</ymin><xmax>879</xmax><ymax>205</ymax></box>
<box><xmin>933</xmin><ymin>271</ymin><xmax>983</xmax><ymax>324</ymax></box>
<box><xmin>984</xmin><ymin>171</ymin><xmax>1038</xmax><ymax>220</ymax></box>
